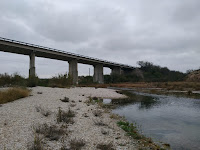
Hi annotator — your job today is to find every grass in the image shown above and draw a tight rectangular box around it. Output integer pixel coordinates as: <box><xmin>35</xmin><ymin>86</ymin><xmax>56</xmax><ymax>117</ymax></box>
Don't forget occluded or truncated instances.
<box><xmin>34</xmin><ymin>123</ymin><xmax>66</xmax><ymax>141</ymax></box>
<box><xmin>117</xmin><ymin>121</ymin><xmax>142</xmax><ymax>139</ymax></box>
<box><xmin>27</xmin><ymin>134</ymin><xmax>43</xmax><ymax>150</ymax></box>
<box><xmin>0</xmin><ymin>87</ymin><xmax>30</xmax><ymax>104</ymax></box>
<box><xmin>117</xmin><ymin>121</ymin><xmax>168</xmax><ymax>150</ymax></box>
<box><xmin>57</xmin><ymin>107</ymin><xmax>75</xmax><ymax>124</ymax></box>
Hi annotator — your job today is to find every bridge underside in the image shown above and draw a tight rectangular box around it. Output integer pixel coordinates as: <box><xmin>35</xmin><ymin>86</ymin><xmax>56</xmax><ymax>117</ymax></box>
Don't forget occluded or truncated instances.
<box><xmin>0</xmin><ymin>38</ymin><xmax>135</xmax><ymax>84</ymax></box>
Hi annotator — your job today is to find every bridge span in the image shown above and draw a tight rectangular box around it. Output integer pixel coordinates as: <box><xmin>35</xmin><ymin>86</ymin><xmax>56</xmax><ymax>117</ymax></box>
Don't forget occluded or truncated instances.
<box><xmin>0</xmin><ymin>37</ymin><xmax>135</xmax><ymax>84</ymax></box>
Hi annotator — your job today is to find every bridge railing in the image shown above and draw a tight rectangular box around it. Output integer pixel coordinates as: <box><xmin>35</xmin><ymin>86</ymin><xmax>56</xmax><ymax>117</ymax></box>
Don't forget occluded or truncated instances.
<box><xmin>0</xmin><ymin>37</ymin><xmax>134</xmax><ymax>68</ymax></box>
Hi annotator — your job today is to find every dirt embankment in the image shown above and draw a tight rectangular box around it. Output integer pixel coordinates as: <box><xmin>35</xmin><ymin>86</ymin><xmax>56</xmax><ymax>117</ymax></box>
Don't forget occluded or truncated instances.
<box><xmin>186</xmin><ymin>70</ymin><xmax>200</xmax><ymax>82</ymax></box>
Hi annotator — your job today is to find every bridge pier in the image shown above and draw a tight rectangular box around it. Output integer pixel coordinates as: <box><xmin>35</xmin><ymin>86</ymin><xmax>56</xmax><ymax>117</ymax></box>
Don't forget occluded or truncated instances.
<box><xmin>69</xmin><ymin>59</ymin><xmax>78</xmax><ymax>84</ymax></box>
<box><xmin>29</xmin><ymin>51</ymin><xmax>35</xmax><ymax>77</ymax></box>
<box><xmin>111</xmin><ymin>67</ymin><xmax>121</xmax><ymax>75</ymax></box>
<box><xmin>93</xmin><ymin>64</ymin><xmax>104</xmax><ymax>83</ymax></box>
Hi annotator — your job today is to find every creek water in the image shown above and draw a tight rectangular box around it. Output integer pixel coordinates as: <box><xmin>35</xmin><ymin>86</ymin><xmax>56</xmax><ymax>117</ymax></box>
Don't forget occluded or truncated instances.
<box><xmin>108</xmin><ymin>90</ymin><xmax>200</xmax><ymax>150</ymax></box>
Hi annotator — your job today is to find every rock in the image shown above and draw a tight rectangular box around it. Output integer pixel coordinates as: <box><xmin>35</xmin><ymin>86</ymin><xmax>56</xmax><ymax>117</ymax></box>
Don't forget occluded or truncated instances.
<box><xmin>60</xmin><ymin>97</ymin><xmax>69</xmax><ymax>102</ymax></box>
<box><xmin>83</xmin><ymin>113</ymin><xmax>89</xmax><ymax>117</ymax></box>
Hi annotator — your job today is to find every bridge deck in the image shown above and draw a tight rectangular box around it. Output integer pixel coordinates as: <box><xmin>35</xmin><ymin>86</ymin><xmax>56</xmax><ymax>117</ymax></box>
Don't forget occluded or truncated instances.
<box><xmin>0</xmin><ymin>37</ymin><xmax>134</xmax><ymax>69</ymax></box>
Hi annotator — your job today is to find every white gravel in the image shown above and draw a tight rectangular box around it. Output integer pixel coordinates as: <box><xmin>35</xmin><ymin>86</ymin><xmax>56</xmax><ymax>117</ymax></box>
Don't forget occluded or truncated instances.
<box><xmin>0</xmin><ymin>87</ymin><xmax>137</xmax><ymax>150</ymax></box>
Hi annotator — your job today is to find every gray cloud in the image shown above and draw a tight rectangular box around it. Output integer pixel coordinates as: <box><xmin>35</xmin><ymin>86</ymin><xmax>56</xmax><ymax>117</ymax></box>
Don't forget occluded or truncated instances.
<box><xmin>0</xmin><ymin>0</ymin><xmax>200</xmax><ymax>77</ymax></box>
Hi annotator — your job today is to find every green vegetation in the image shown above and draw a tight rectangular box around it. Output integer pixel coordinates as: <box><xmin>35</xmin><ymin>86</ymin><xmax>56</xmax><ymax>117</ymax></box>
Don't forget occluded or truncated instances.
<box><xmin>27</xmin><ymin>76</ymin><xmax>39</xmax><ymax>87</ymax></box>
<box><xmin>104</xmin><ymin>61</ymin><xmax>186</xmax><ymax>84</ymax></box>
<box><xmin>117</xmin><ymin>121</ymin><xmax>168</xmax><ymax>150</ymax></box>
<box><xmin>48</xmin><ymin>73</ymin><xmax>73</xmax><ymax>88</ymax></box>
<box><xmin>137</xmin><ymin>61</ymin><xmax>186</xmax><ymax>82</ymax></box>
<box><xmin>79</xmin><ymin>76</ymin><xmax>93</xmax><ymax>85</ymax></box>
<box><xmin>0</xmin><ymin>73</ymin><xmax>73</xmax><ymax>88</ymax></box>
<box><xmin>117</xmin><ymin>121</ymin><xmax>142</xmax><ymax>139</ymax></box>
<box><xmin>78</xmin><ymin>61</ymin><xmax>186</xmax><ymax>84</ymax></box>
<box><xmin>0</xmin><ymin>73</ymin><xmax>27</xmax><ymax>87</ymax></box>
<box><xmin>0</xmin><ymin>87</ymin><xmax>30</xmax><ymax>104</ymax></box>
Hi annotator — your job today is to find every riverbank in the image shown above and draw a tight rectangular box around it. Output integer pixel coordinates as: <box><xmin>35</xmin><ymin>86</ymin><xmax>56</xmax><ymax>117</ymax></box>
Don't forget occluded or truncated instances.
<box><xmin>0</xmin><ymin>87</ymin><xmax>138</xmax><ymax>150</ymax></box>
<box><xmin>80</xmin><ymin>82</ymin><xmax>200</xmax><ymax>91</ymax></box>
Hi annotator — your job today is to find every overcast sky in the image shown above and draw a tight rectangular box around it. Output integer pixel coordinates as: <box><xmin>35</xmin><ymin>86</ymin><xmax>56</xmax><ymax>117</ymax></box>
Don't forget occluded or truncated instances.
<box><xmin>0</xmin><ymin>0</ymin><xmax>199</xmax><ymax>78</ymax></box>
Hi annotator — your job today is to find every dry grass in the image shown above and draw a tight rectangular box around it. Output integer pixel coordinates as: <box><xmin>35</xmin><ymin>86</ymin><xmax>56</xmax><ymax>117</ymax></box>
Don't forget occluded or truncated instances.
<box><xmin>96</xmin><ymin>143</ymin><xmax>115</xmax><ymax>150</ymax></box>
<box><xmin>110</xmin><ymin>114</ymin><xmax>120</xmax><ymax>120</ymax></box>
<box><xmin>35</xmin><ymin>106</ymin><xmax>51</xmax><ymax>117</ymax></box>
<box><xmin>34</xmin><ymin>123</ymin><xmax>66</xmax><ymax>141</ymax></box>
<box><xmin>0</xmin><ymin>87</ymin><xmax>30</xmax><ymax>104</ymax></box>
<box><xmin>80</xmin><ymin>82</ymin><xmax>200</xmax><ymax>91</ymax></box>
<box><xmin>27</xmin><ymin>134</ymin><xmax>43</xmax><ymax>150</ymax></box>
<box><xmin>92</xmin><ymin>109</ymin><xmax>102</xmax><ymax>117</ymax></box>
<box><xmin>57</xmin><ymin>107</ymin><xmax>75</xmax><ymax>124</ymax></box>
<box><xmin>93</xmin><ymin>119</ymin><xmax>107</xmax><ymax>126</ymax></box>
<box><xmin>69</xmin><ymin>138</ymin><xmax>86</xmax><ymax>150</ymax></box>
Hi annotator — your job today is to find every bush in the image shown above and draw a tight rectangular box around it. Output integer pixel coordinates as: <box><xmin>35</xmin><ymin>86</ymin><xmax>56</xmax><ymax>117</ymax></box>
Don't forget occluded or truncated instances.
<box><xmin>0</xmin><ymin>87</ymin><xmax>30</xmax><ymax>104</ymax></box>
<box><xmin>57</xmin><ymin>107</ymin><xmax>75</xmax><ymax>124</ymax></box>
<box><xmin>34</xmin><ymin>123</ymin><xmax>66</xmax><ymax>141</ymax></box>
<box><xmin>0</xmin><ymin>73</ymin><xmax>27</xmax><ymax>87</ymax></box>
<box><xmin>48</xmin><ymin>73</ymin><xmax>72</xmax><ymax>88</ymax></box>
<box><xmin>27</xmin><ymin>76</ymin><xmax>39</xmax><ymax>87</ymax></box>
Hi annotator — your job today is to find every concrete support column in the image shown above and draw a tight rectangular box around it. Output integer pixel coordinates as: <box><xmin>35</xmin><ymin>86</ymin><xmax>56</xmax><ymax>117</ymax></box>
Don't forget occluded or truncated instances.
<box><xmin>93</xmin><ymin>64</ymin><xmax>104</xmax><ymax>83</ymax></box>
<box><xmin>111</xmin><ymin>67</ymin><xmax>121</xmax><ymax>75</ymax></box>
<box><xmin>69</xmin><ymin>59</ymin><xmax>78</xmax><ymax>84</ymax></box>
<box><xmin>29</xmin><ymin>51</ymin><xmax>35</xmax><ymax>77</ymax></box>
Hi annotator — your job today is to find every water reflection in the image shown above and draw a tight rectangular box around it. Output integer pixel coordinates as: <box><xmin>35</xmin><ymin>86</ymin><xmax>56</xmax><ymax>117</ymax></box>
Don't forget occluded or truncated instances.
<box><xmin>106</xmin><ymin>92</ymin><xmax>160</xmax><ymax>110</ymax></box>
<box><xmin>112</xmin><ymin>91</ymin><xmax>200</xmax><ymax>150</ymax></box>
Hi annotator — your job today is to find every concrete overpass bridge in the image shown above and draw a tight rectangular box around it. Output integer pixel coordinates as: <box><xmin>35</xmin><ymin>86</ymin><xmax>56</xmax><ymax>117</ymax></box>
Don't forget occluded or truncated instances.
<box><xmin>0</xmin><ymin>37</ymin><xmax>135</xmax><ymax>84</ymax></box>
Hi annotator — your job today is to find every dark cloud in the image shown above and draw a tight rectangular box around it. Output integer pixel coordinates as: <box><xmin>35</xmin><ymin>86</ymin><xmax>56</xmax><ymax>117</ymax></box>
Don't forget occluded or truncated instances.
<box><xmin>0</xmin><ymin>0</ymin><xmax>199</xmax><ymax>77</ymax></box>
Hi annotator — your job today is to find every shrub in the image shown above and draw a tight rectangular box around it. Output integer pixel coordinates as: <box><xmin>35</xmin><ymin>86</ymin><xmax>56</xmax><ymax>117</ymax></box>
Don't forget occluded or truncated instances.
<box><xmin>35</xmin><ymin>106</ymin><xmax>51</xmax><ymax>117</ymax></box>
<box><xmin>27</xmin><ymin>134</ymin><xmax>43</xmax><ymax>150</ymax></box>
<box><xmin>0</xmin><ymin>73</ymin><xmax>27</xmax><ymax>87</ymax></box>
<box><xmin>57</xmin><ymin>107</ymin><xmax>75</xmax><ymax>124</ymax></box>
<box><xmin>27</xmin><ymin>76</ymin><xmax>39</xmax><ymax>87</ymax></box>
<box><xmin>92</xmin><ymin>109</ymin><xmax>102</xmax><ymax>117</ymax></box>
<box><xmin>48</xmin><ymin>73</ymin><xmax>72</xmax><ymax>88</ymax></box>
<box><xmin>96</xmin><ymin>143</ymin><xmax>115</xmax><ymax>150</ymax></box>
<box><xmin>34</xmin><ymin>123</ymin><xmax>66</xmax><ymax>141</ymax></box>
<box><xmin>117</xmin><ymin>121</ymin><xmax>142</xmax><ymax>139</ymax></box>
<box><xmin>69</xmin><ymin>138</ymin><xmax>86</xmax><ymax>150</ymax></box>
<box><xmin>0</xmin><ymin>88</ymin><xmax>30</xmax><ymax>104</ymax></box>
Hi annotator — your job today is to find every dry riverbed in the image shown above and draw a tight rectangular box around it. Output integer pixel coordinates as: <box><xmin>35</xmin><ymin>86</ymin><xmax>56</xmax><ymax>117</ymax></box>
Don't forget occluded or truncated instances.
<box><xmin>0</xmin><ymin>87</ymin><xmax>137</xmax><ymax>150</ymax></box>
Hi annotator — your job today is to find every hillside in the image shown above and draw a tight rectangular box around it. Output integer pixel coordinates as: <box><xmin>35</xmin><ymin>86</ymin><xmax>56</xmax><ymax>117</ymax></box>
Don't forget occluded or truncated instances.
<box><xmin>187</xmin><ymin>69</ymin><xmax>200</xmax><ymax>82</ymax></box>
